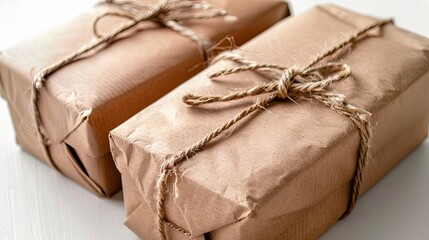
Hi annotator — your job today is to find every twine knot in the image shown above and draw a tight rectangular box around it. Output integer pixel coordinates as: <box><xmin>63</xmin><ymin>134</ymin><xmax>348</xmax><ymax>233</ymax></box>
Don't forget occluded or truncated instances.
<box><xmin>277</xmin><ymin>67</ymin><xmax>298</xmax><ymax>99</ymax></box>
<box><xmin>94</xmin><ymin>0</ymin><xmax>229</xmax><ymax>53</ymax></box>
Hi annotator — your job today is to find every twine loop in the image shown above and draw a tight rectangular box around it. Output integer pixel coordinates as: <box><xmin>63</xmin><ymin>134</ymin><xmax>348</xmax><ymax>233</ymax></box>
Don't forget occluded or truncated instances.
<box><xmin>94</xmin><ymin>0</ymin><xmax>228</xmax><ymax>54</ymax></box>
<box><xmin>182</xmin><ymin>62</ymin><xmax>351</xmax><ymax>106</ymax></box>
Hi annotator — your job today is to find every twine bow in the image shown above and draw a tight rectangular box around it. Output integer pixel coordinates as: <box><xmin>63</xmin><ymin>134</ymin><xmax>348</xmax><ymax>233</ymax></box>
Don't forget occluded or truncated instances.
<box><xmin>154</xmin><ymin>19</ymin><xmax>392</xmax><ymax>239</ymax></box>
<box><xmin>183</xmin><ymin>60</ymin><xmax>352</xmax><ymax>105</ymax></box>
<box><xmin>94</xmin><ymin>0</ymin><xmax>228</xmax><ymax>57</ymax></box>
<box><xmin>31</xmin><ymin>0</ymin><xmax>229</xmax><ymax>170</ymax></box>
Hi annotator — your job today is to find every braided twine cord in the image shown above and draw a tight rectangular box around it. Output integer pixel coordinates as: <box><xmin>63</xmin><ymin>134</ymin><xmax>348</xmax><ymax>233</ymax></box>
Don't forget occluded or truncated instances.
<box><xmin>155</xmin><ymin>19</ymin><xmax>393</xmax><ymax>239</ymax></box>
<box><xmin>31</xmin><ymin>0</ymin><xmax>228</xmax><ymax>168</ymax></box>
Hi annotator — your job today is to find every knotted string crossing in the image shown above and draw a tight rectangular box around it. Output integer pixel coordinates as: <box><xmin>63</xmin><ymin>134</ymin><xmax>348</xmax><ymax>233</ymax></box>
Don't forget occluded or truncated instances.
<box><xmin>31</xmin><ymin>0</ymin><xmax>229</xmax><ymax>169</ymax></box>
<box><xmin>154</xmin><ymin>19</ymin><xmax>392</xmax><ymax>239</ymax></box>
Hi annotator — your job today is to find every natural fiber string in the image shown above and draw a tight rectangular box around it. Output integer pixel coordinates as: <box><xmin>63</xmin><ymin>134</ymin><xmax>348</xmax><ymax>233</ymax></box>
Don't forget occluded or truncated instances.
<box><xmin>154</xmin><ymin>19</ymin><xmax>393</xmax><ymax>239</ymax></box>
<box><xmin>31</xmin><ymin>0</ymin><xmax>229</xmax><ymax>169</ymax></box>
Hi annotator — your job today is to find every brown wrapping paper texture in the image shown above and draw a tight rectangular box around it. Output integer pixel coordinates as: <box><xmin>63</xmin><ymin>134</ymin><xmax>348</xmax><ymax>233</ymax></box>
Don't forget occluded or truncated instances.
<box><xmin>109</xmin><ymin>4</ymin><xmax>429</xmax><ymax>239</ymax></box>
<box><xmin>0</xmin><ymin>0</ymin><xmax>289</xmax><ymax>196</ymax></box>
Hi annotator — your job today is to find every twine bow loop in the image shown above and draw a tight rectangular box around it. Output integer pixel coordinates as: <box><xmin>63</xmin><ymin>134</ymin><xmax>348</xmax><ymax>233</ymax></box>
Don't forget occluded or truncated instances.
<box><xmin>182</xmin><ymin>58</ymin><xmax>352</xmax><ymax>107</ymax></box>
<box><xmin>94</xmin><ymin>0</ymin><xmax>228</xmax><ymax>49</ymax></box>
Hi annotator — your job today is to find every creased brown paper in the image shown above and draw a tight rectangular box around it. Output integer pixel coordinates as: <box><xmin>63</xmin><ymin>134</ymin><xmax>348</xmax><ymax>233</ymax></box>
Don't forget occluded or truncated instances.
<box><xmin>110</xmin><ymin>4</ymin><xmax>429</xmax><ymax>239</ymax></box>
<box><xmin>0</xmin><ymin>0</ymin><xmax>289</xmax><ymax>197</ymax></box>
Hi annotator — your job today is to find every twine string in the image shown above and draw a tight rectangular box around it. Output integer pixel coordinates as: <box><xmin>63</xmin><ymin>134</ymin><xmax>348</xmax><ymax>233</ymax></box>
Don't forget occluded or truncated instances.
<box><xmin>31</xmin><ymin>0</ymin><xmax>229</xmax><ymax>169</ymax></box>
<box><xmin>154</xmin><ymin>19</ymin><xmax>392</xmax><ymax>239</ymax></box>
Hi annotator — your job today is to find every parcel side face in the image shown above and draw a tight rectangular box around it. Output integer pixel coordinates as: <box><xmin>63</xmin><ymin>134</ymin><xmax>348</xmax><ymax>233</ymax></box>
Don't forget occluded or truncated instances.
<box><xmin>0</xmin><ymin>0</ymin><xmax>289</xmax><ymax>196</ymax></box>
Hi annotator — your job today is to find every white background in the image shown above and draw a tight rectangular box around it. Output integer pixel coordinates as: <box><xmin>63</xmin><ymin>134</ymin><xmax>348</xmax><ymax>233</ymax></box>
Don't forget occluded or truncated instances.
<box><xmin>1</xmin><ymin>0</ymin><xmax>429</xmax><ymax>239</ymax></box>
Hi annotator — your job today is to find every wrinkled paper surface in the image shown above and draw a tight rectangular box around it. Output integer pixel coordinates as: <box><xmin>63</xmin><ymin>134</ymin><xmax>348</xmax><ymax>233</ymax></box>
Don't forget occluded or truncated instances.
<box><xmin>110</xmin><ymin>4</ymin><xmax>429</xmax><ymax>239</ymax></box>
<box><xmin>0</xmin><ymin>0</ymin><xmax>289</xmax><ymax>196</ymax></box>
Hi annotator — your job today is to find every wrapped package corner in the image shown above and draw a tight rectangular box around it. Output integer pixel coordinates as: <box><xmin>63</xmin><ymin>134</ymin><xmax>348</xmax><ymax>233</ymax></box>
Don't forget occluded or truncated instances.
<box><xmin>0</xmin><ymin>0</ymin><xmax>290</xmax><ymax>197</ymax></box>
<box><xmin>109</xmin><ymin>4</ymin><xmax>429</xmax><ymax>240</ymax></box>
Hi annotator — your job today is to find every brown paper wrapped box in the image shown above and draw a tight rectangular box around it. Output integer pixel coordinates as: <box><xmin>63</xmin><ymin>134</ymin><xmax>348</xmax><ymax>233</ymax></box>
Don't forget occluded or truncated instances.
<box><xmin>109</xmin><ymin>4</ymin><xmax>429</xmax><ymax>240</ymax></box>
<box><xmin>0</xmin><ymin>0</ymin><xmax>289</xmax><ymax>197</ymax></box>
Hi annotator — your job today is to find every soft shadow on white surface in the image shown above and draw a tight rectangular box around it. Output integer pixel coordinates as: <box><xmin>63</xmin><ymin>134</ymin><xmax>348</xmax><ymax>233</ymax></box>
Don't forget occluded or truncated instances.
<box><xmin>0</xmin><ymin>100</ymin><xmax>138</xmax><ymax>240</ymax></box>
<box><xmin>320</xmin><ymin>140</ymin><xmax>429</xmax><ymax>240</ymax></box>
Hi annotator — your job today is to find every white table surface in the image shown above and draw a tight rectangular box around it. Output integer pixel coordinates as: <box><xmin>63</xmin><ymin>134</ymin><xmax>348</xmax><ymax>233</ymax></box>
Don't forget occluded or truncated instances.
<box><xmin>1</xmin><ymin>1</ymin><xmax>429</xmax><ymax>239</ymax></box>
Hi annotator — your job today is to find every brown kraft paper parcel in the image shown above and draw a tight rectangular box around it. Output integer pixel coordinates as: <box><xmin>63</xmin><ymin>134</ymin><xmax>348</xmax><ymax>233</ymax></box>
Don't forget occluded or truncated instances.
<box><xmin>0</xmin><ymin>0</ymin><xmax>290</xmax><ymax>197</ymax></box>
<box><xmin>109</xmin><ymin>4</ymin><xmax>429</xmax><ymax>240</ymax></box>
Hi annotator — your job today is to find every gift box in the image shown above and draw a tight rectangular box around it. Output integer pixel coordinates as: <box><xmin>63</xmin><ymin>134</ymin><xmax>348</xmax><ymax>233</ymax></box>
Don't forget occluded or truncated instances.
<box><xmin>109</xmin><ymin>4</ymin><xmax>429</xmax><ymax>240</ymax></box>
<box><xmin>0</xmin><ymin>0</ymin><xmax>289</xmax><ymax>197</ymax></box>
